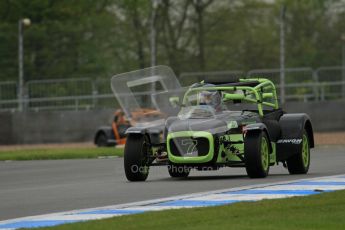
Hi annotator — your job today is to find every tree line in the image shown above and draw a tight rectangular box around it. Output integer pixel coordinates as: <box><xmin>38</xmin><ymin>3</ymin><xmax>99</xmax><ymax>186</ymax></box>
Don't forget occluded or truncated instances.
<box><xmin>0</xmin><ymin>0</ymin><xmax>344</xmax><ymax>82</ymax></box>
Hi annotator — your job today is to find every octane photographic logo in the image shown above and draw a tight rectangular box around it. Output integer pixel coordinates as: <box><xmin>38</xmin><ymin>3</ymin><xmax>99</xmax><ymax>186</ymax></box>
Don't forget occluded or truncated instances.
<box><xmin>181</xmin><ymin>139</ymin><xmax>198</xmax><ymax>155</ymax></box>
<box><xmin>130</xmin><ymin>165</ymin><xmax>149</xmax><ymax>174</ymax></box>
<box><xmin>167</xmin><ymin>164</ymin><xmax>215</xmax><ymax>172</ymax></box>
<box><xmin>130</xmin><ymin>164</ymin><xmax>215</xmax><ymax>173</ymax></box>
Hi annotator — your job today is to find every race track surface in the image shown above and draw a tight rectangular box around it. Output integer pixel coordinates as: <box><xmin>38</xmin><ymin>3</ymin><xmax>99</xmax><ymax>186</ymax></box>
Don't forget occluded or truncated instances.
<box><xmin>0</xmin><ymin>145</ymin><xmax>344</xmax><ymax>221</ymax></box>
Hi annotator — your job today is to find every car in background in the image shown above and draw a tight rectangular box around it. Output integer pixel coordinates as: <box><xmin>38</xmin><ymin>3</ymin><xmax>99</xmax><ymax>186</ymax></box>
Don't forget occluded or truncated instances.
<box><xmin>94</xmin><ymin>109</ymin><xmax>165</xmax><ymax>147</ymax></box>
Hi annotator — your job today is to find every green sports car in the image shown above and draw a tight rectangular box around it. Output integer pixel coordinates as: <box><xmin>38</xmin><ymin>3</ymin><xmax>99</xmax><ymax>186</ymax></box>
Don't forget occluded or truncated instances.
<box><xmin>111</xmin><ymin>66</ymin><xmax>314</xmax><ymax>181</ymax></box>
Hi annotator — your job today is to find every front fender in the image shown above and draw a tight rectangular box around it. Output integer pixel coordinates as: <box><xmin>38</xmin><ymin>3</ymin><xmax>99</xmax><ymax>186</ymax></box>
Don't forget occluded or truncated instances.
<box><xmin>126</xmin><ymin>127</ymin><xmax>163</xmax><ymax>145</ymax></box>
<box><xmin>244</xmin><ymin>123</ymin><xmax>273</xmax><ymax>153</ymax></box>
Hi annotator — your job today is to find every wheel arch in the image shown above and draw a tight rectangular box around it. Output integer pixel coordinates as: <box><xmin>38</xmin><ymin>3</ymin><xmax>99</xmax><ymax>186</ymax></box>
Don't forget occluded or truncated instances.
<box><xmin>126</xmin><ymin>127</ymin><xmax>162</xmax><ymax>145</ymax></box>
<box><xmin>244</xmin><ymin>123</ymin><xmax>273</xmax><ymax>153</ymax></box>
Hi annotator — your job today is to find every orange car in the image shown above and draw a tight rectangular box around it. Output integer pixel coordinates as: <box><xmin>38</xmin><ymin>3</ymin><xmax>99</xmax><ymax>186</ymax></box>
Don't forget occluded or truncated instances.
<box><xmin>94</xmin><ymin>110</ymin><xmax>129</xmax><ymax>147</ymax></box>
<box><xmin>94</xmin><ymin>109</ymin><xmax>164</xmax><ymax>147</ymax></box>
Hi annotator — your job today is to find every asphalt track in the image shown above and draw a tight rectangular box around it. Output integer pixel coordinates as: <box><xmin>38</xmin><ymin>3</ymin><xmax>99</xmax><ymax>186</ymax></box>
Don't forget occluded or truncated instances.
<box><xmin>0</xmin><ymin>145</ymin><xmax>344</xmax><ymax>221</ymax></box>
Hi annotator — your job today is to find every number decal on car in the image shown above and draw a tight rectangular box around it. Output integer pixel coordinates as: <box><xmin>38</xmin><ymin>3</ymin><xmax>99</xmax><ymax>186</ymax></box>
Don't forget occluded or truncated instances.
<box><xmin>181</xmin><ymin>139</ymin><xmax>198</xmax><ymax>155</ymax></box>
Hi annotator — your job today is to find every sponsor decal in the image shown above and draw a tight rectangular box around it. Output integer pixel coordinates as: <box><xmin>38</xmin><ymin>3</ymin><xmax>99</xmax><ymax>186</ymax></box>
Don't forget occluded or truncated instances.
<box><xmin>277</xmin><ymin>139</ymin><xmax>302</xmax><ymax>144</ymax></box>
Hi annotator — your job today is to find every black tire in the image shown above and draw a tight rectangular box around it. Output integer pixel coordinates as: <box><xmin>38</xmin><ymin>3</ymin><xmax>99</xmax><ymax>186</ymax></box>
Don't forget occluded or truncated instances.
<box><xmin>286</xmin><ymin>130</ymin><xmax>310</xmax><ymax>174</ymax></box>
<box><xmin>168</xmin><ymin>163</ymin><xmax>190</xmax><ymax>178</ymax></box>
<box><xmin>96</xmin><ymin>133</ymin><xmax>108</xmax><ymax>147</ymax></box>
<box><xmin>244</xmin><ymin>131</ymin><xmax>270</xmax><ymax>178</ymax></box>
<box><xmin>124</xmin><ymin>134</ymin><xmax>150</xmax><ymax>181</ymax></box>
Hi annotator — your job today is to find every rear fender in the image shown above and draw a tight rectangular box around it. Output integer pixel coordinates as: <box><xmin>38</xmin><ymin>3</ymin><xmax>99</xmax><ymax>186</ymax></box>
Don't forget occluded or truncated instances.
<box><xmin>276</xmin><ymin>113</ymin><xmax>314</xmax><ymax>161</ymax></box>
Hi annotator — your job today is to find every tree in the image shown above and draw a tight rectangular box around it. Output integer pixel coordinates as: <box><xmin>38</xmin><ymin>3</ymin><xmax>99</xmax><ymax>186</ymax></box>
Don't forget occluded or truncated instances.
<box><xmin>192</xmin><ymin>0</ymin><xmax>214</xmax><ymax>71</ymax></box>
<box><xmin>0</xmin><ymin>0</ymin><xmax>344</xmax><ymax>84</ymax></box>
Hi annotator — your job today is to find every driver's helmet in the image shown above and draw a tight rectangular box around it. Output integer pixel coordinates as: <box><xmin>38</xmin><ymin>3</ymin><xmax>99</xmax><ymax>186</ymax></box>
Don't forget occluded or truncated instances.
<box><xmin>190</xmin><ymin>83</ymin><xmax>222</xmax><ymax>110</ymax></box>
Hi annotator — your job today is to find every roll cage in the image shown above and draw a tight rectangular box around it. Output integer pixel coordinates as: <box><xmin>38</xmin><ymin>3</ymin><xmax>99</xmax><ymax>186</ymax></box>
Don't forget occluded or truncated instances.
<box><xmin>182</xmin><ymin>78</ymin><xmax>279</xmax><ymax>117</ymax></box>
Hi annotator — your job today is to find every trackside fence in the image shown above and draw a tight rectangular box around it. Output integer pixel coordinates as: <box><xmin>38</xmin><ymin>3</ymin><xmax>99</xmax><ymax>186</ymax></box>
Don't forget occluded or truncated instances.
<box><xmin>1</xmin><ymin>66</ymin><xmax>345</xmax><ymax>112</ymax></box>
<box><xmin>0</xmin><ymin>81</ymin><xmax>18</xmax><ymax>111</ymax></box>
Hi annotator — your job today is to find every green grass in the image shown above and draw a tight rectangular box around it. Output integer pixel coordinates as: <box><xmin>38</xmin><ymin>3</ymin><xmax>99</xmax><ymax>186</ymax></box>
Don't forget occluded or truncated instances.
<box><xmin>0</xmin><ymin>147</ymin><xmax>124</xmax><ymax>161</ymax></box>
<box><xmin>37</xmin><ymin>189</ymin><xmax>345</xmax><ymax>230</ymax></box>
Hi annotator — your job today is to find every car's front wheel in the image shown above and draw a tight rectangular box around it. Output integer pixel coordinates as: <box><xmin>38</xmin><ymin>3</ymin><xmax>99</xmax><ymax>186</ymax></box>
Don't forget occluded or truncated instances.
<box><xmin>168</xmin><ymin>163</ymin><xmax>190</xmax><ymax>178</ymax></box>
<box><xmin>124</xmin><ymin>134</ymin><xmax>150</xmax><ymax>181</ymax></box>
<box><xmin>244</xmin><ymin>131</ymin><xmax>270</xmax><ymax>178</ymax></box>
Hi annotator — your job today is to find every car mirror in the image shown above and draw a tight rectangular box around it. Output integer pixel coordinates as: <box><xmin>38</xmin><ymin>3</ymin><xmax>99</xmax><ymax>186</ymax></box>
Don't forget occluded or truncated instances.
<box><xmin>169</xmin><ymin>96</ymin><xmax>180</xmax><ymax>108</ymax></box>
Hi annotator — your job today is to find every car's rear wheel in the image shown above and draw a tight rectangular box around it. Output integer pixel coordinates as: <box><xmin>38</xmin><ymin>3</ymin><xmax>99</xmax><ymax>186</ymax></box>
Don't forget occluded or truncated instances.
<box><xmin>124</xmin><ymin>134</ymin><xmax>150</xmax><ymax>181</ymax></box>
<box><xmin>168</xmin><ymin>163</ymin><xmax>190</xmax><ymax>178</ymax></box>
<box><xmin>244</xmin><ymin>131</ymin><xmax>270</xmax><ymax>178</ymax></box>
<box><xmin>286</xmin><ymin>130</ymin><xmax>310</xmax><ymax>174</ymax></box>
<box><xmin>96</xmin><ymin>133</ymin><xmax>108</xmax><ymax>147</ymax></box>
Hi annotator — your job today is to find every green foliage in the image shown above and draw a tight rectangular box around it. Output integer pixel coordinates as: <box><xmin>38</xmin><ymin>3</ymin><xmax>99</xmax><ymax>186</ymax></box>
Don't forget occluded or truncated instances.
<box><xmin>281</xmin><ymin>0</ymin><xmax>344</xmax><ymax>67</ymax></box>
<box><xmin>0</xmin><ymin>0</ymin><xmax>344</xmax><ymax>82</ymax></box>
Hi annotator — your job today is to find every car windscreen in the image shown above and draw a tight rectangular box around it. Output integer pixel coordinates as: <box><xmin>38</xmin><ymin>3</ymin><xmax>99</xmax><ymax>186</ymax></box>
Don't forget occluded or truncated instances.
<box><xmin>111</xmin><ymin>66</ymin><xmax>185</xmax><ymax>127</ymax></box>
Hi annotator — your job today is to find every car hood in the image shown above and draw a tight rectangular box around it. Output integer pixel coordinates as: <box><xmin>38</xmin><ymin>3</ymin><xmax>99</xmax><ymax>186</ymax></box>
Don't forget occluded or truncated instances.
<box><xmin>167</xmin><ymin>111</ymin><xmax>260</xmax><ymax>134</ymax></box>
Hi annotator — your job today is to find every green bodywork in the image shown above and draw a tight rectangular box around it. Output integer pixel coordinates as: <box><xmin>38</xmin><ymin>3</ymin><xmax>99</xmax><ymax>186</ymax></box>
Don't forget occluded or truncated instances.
<box><xmin>167</xmin><ymin>78</ymin><xmax>279</xmax><ymax>166</ymax></box>
<box><xmin>167</xmin><ymin>131</ymin><xmax>214</xmax><ymax>163</ymax></box>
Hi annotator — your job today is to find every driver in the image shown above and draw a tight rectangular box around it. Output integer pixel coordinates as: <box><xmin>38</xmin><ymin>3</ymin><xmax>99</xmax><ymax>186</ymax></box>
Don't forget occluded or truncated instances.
<box><xmin>191</xmin><ymin>83</ymin><xmax>222</xmax><ymax>112</ymax></box>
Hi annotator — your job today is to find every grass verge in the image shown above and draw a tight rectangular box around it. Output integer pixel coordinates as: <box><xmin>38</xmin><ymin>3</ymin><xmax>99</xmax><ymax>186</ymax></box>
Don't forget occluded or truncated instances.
<box><xmin>37</xmin><ymin>189</ymin><xmax>345</xmax><ymax>230</ymax></box>
<box><xmin>0</xmin><ymin>147</ymin><xmax>124</xmax><ymax>161</ymax></box>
